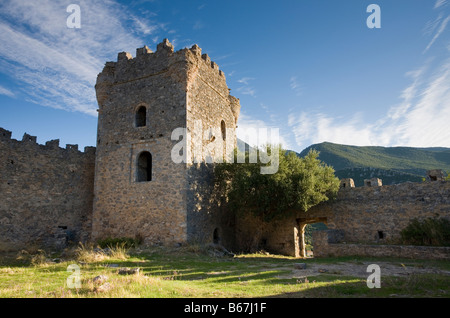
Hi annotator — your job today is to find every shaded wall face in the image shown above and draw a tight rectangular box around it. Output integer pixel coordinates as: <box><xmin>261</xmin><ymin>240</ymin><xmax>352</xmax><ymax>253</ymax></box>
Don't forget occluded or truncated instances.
<box><xmin>184</xmin><ymin>51</ymin><xmax>239</xmax><ymax>249</ymax></box>
<box><xmin>234</xmin><ymin>213</ymin><xmax>299</xmax><ymax>257</ymax></box>
<box><xmin>0</xmin><ymin>136</ymin><xmax>95</xmax><ymax>251</ymax></box>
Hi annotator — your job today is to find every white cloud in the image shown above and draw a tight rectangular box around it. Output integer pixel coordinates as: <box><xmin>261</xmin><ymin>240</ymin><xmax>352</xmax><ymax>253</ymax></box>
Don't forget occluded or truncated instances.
<box><xmin>0</xmin><ymin>85</ymin><xmax>15</xmax><ymax>98</ymax></box>
<box><xmin>424</xmin><ymin>15</ymin><xmax>450</xmax><ymax>53</ymax></box>
<box><xmin>387</xmin><ymin>67</ymin><xmax>425</xmax><ymax>120</ymax></box>
<box><xmin>287</xmin><ymin>3</ymin><xmax>450</xmax><ymax>152</ymax></box>
<box><xmin>0</xmin><ymin>0</ymin><xmax>156</xmax><ymax>116</ymax></box>
<box><xmin>288</xmin><ymin>111</ymin><xmax>377</xmax><ymax>151</ymax></box>
<box><xmin>290</xmin><ymin>76</ymin><xmax>302</xmax><ymax>96</ymax></box>
<box><xmin>435</xmin><ymin>0</ymin><xmax>447</xmax><ymax>9</ymax></box>
<box><xmin>288</xmin><ymin>58</ymin><xmax>450</xmax><ymax>151</ymax></box>
<box><xmin>236</xmin><ymin>77</ymin><xmax>256</xmax><ymax>97</ymax></box>
<box><xmin>132</xmin><ymin>16</ymin><xmax>159</xmax><ymax>35</ymax></box>
<box><xmin>237</xmin><ymin>77</ymin><xmax>254</xmax><ymax>85</ymax></box>
<box><xmin>236</xmin><ymin>86</ymin><xmax>256</xmax><ymax>97</ymax></box>
<box><xmin>237</xmin><ymin>112</ymin><xmax>290</xmax><ymax>149</ymax></box>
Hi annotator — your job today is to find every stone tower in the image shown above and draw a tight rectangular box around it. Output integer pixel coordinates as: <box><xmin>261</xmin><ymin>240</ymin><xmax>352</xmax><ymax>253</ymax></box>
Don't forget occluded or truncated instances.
<box><xmin>92</xmin><ymin>39</ymin><xmax>240</xmax><ymax>248</ymax></box>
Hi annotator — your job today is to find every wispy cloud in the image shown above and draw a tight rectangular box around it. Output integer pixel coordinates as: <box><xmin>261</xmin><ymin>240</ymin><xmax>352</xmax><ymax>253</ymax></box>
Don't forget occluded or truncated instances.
<box><xmin>287</xmin><ymin>1</ymin><xmax>450</xmax><ymax>152</ymax></box>
<box><xmin>435</xmin><ymin>0</ymin><xmax>448</xmax><ymax>9</ymax></box>
<box><xmin>0</xmin><ymin>0</ymin><xmax>164</xmax><ymax>116</ymax></box>
<box><xmin>132</xmin><ymin>16</ymin><xmax>159</xmax><ymax>35</ymax></box>
<box><xmin>0</xmin><ymin>85</ymin><xmax>15</xmax><ymax>98</ymax></box>
<box><xmin>288</xmin><ymin>57</ymin><xmax>450</xmax><ymax>151</ymax></box>
<box><xmin>237</xmin><ymin>77</ymin><xmax>254</xmax><ymax>85</ymax></box>
<box><xmin>290</xmin><ymin>76</ymin><xmax>302</xmax><ymax>96</ymax></box>
<box><xmin>193</xmin><ymin>20</ymin><xmax>204</xmax><ymax>30</ymax></box>
<box><xmin>424</xmin><ymin>15</ymin><xmax>450</xmax><ymax>53</ymax></box>
<box><xmin>236</xmin><ymin>77</ymin><xmax>256</xmax><ymax>97</ymax></box>
<box><xmin>237</xmin><ymin>86</ymin><xmax>256</xmax><ymax>97</ymax></box>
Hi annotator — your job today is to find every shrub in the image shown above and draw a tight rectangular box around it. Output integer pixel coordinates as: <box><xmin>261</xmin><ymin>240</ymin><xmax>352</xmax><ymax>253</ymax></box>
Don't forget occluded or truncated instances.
<box><xmin>400</xmin><ymin>217</ymin><xmax>450</xmax><ymax>246</ymax></box>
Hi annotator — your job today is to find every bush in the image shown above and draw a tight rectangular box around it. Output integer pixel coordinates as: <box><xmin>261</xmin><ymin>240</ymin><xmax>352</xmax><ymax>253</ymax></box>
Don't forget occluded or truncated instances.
<box><xmin>400</xmin><ymin>217</ymin><xmax>450</xmax><ymax>246</ymax></box>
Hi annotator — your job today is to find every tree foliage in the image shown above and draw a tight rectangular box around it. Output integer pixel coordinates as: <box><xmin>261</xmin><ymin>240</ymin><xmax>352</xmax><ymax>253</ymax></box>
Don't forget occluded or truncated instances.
<box><xmin>214</xmin><ymin>146</ymin><xmax>340</xmax><ymax>221</ymax></box>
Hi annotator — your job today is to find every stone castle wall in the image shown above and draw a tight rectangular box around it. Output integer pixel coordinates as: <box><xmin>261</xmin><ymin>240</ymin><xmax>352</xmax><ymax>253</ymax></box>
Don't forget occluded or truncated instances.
<box><xmin>185</xmin><ymin>44</ymin><xmax>239</xmax><ymax>246</ymax></box>
<box><xmin>307</xmin><ymin>180</ymin><xmax>450</xmax><ymax>243</ymax></box>
<box><xmin>312</xmin><ymin>230</ymin><xmax>450</xmax><ymax>260</ymax></box>
<box><xmin>92</xmin><ymin>40</ymin><xmax>190</xmax><ymax>245</ymax></box>
<box><xmin>0</xmin><ymin>128</ymin><xmax>95</xmax><ymax>251</ymax></box>
<box><xmin>1</xmin><ymin>39</ymin><xmax>448</xmax><ymax>259</ymax></box>
<box><xmin>236</xmin><ymin>180</ymin><xmax>450</xmax><ymax>257</ymax></box>
<box><xmin>92</xmin><ymin>40</ymin><xmax>240</xmax><ymax>248</ymax></box>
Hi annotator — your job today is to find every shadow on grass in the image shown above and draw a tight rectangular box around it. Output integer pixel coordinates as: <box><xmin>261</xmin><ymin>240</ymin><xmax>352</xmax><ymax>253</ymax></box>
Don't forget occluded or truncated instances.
<box><xmin>2</xmin><ymin>247</ymin><xmax>449</xmax><ymax>298</ymax></box>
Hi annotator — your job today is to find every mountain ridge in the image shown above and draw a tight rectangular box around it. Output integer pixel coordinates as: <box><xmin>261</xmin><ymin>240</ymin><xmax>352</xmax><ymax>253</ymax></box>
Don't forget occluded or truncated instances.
<box><xmin>296</xmin><ymin>141</ymin><xmax>450</xmax><ymax>186</ymax></box>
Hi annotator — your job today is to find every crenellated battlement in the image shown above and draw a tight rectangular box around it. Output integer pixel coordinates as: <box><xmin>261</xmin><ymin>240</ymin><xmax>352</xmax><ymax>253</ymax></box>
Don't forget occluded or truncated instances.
<box><xmin>96</xmin><ymin>39</ymin><xmax>227</xmax><ymax>92</ymax></box>
<box><xmin>112</xmin><ymin>39</ymin><xmax>224</xmax><ymax>77</ymax></box>
<box><xmin>0</xmin><ymin>127</ymin><xmax>96</xmax><ymax>155</ymax></box>
<box><xmin>95</xmin><ymin>38</ymin><xmax>239</xmax><ymax>128</ymax></box>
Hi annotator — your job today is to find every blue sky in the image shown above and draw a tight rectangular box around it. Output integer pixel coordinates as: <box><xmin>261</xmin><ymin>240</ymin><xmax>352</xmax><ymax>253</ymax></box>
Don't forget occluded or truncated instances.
<box><xmin>0</xmin><ymin>0</ymin><xmax>449</xmax><ymax>153</ymax></box>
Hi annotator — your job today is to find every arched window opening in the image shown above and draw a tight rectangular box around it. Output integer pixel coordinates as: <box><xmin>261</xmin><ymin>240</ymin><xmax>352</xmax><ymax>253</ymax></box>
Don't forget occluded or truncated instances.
<box><xmin>220</xmin><ymin>120</ymin><xmax>226</xmax><ymax>141</ymax></box>
<box><xmin>137</xmin><ymin>151</ymin><xmax>152</xmax><ymax>182</ymax></box>
<box><xmin>136</xmin><ymin>106</ymin><xmax>147</xmax><ymax>127</ymax></box>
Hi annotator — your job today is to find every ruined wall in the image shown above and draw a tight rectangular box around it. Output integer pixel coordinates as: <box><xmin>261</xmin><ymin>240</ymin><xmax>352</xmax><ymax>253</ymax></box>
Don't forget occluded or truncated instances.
<box><xmin>307</xmin><ymin>180</ymin><xmax>450</xmax><ymax>243</ymax></box>
<box><xmin>234</xmin><ymin>213</ymin><xmax>298</xmax><ymax>256</ymax></box>
<box><xmin>0</xmin><ymin>128</ymin><xmax>95</xmax><ymax>251</ymax></box>
<box><xmin>235</xmin><ymin>180</ymin><xmax>450</xmax><ymax>257</ymax></box>
<box><xmin>313</xmin><ymin>230</ymin><xmax>450</xmax><ymax>260</ymax></box>
<box><xmin>92</xmin><ymin>40</ymin><xmax>240</xmax><ymax>249</ymax></box>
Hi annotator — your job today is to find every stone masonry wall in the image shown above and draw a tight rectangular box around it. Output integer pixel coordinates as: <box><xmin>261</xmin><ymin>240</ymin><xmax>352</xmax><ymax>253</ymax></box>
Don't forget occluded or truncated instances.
<box><xmin>92</xmin><ymin>40</ymin><xmax>189</xmax><ymax>245</ymax></box>
<box><xmin>312</xmin><ymin>230</ymin><xmax>450</xmax><ymax>260</ymax></box>
<box><xmin>0</xmin><ymin>128</ymin><xmax>95</xmax><ymax>251</ymax></box>
<box><xmin>306</xmin><ymin>180</ymin><xmax>450</xmax><ymax>243</ymax></box>
<box><xmin>92</xmin><ymin>40</ymin><xmax>240</xmax><ymax>249</ymax></box>
<box><xmin>185</xmin><ymin>44</ymin><xmax>239</xmax><ymax>247</ymax></box>
<box><xmin>234</xmin><ymin>213</ymin><xmax>299</xmax><ymax>256</ymax></box>
<box><xmin>235</xmin><ymin>180</ymin><xmax>450</xmax><ymax>258</ymax></box>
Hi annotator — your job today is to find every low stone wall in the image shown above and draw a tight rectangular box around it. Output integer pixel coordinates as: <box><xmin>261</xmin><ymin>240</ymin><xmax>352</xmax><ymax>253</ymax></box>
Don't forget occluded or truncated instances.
<box><xmin>313</xmin><ymin>230</ymin><xmax>450</xmax><ymax>260</ymax></box>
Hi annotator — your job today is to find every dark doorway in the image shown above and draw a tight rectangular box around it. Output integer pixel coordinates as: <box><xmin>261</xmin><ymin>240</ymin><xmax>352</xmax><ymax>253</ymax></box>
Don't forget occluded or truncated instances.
<box><xmin>136</xmin><ymin>106</ymin><xmax>147</xmax><ymax>127</ymax></box>
<box><xmin>137</xmin><ymin>151</ymin><xmax>152</xmax><ymax>182</ymax></box>
<box><xmin>213</xmin><ymin>228</ymin><xmax>220</xmax><ymax>244</ymax></box>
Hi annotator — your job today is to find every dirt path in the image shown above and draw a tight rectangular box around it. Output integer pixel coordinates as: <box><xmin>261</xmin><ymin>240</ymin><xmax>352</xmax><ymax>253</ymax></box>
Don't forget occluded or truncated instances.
<box><xmin>277</xmin><ymin>261</ymin><xmax>450</xmax><ymax>279</ymax></box>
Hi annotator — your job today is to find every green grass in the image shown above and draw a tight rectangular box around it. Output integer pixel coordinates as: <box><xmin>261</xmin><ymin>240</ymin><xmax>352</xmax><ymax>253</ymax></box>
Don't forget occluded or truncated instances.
<box><xmin>0</xmin><ymin>245</ymin><xmax>449</xmax><ymax>298</ymax></box>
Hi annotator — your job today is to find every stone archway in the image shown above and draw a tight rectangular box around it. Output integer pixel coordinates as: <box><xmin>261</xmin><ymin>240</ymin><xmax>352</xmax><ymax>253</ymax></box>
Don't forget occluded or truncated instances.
<box><xmin>296</xmin><ymin>217</ymin><xmax>328</xmax><ymax>258</ymax></box>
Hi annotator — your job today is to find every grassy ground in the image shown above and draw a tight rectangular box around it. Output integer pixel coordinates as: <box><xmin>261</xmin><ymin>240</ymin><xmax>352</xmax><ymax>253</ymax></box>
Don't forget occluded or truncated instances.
<box><xmin>0</xmin><ymin>244</ymin><xmax>449</xmax><ymax>298</ymax></box>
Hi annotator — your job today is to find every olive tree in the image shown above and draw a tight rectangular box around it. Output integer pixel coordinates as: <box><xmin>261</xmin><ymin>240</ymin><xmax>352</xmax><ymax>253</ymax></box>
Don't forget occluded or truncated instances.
<box><xmin>214</xmin><ymin>146</ymin><xmax>340</xmax><ymax>255</ymax></box>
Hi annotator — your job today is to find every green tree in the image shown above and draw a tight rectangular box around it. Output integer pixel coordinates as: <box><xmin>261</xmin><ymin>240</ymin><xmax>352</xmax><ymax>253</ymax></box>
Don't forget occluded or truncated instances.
<box><xmin>214</xmin><ymin>146</ymin><xmax>340</xmax><ymax>222</ymax></box>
